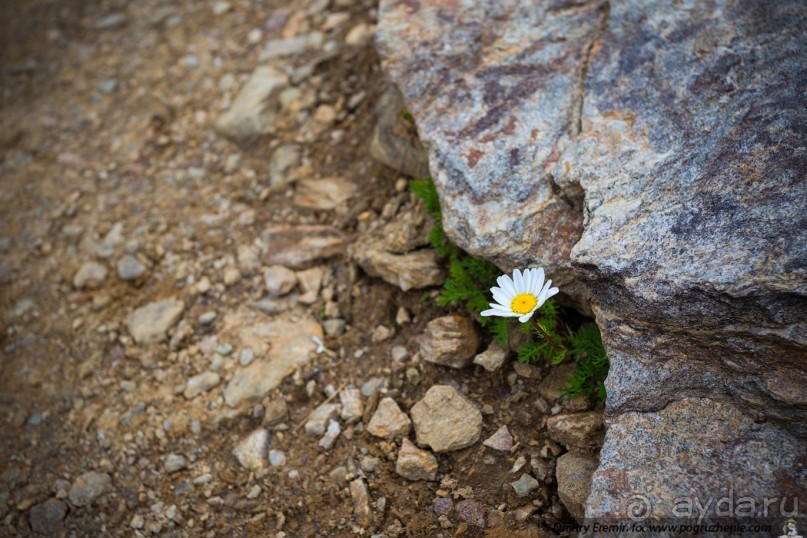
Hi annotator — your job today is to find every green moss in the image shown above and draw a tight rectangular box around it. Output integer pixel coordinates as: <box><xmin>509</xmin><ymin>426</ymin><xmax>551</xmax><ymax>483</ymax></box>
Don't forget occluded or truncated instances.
<box><xmin>411</xmin><ymin>177</ymin><xmax>610</xmax><ymax>403</ymax></box>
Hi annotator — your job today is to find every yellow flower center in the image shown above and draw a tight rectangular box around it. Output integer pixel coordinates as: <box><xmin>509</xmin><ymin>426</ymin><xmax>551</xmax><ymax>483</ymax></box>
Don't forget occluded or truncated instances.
<box><xmin>510</xmin><ymin>293</ymin><xmax>538</xmax><ymax>315</ymax></box>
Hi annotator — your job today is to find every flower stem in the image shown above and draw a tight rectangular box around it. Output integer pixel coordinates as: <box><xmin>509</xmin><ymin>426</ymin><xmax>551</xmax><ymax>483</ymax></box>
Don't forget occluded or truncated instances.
<box><xmin>529</xmin><ymin>318</ymin><xmax>565</xmax><ymax>355</ymax></box>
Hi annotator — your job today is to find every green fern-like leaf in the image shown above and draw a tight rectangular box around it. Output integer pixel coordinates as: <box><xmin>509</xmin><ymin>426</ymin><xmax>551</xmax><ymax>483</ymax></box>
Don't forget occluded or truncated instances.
<box><xmin>491</xmin><ymin>318</ymin><xmax>510</xmax><ymax>346</ymax></box>
<box><xmin>517</xmin><ymin>340</ymin><xmax>545</xmax><ymax>363</ymax></box>
<box><xmin>562</xmin><ymin>324</ymin><xmax>609</xmax><ymax>401</ymax></box>
<box><xmin>411</xmin><ymin>178</ymin><xmax>441</xmax><ymax>216</ymax></box>
<box><xmin>461</xmin><ymin>256</ymin><xmax>500</xmax><ymax>288</ymax></box>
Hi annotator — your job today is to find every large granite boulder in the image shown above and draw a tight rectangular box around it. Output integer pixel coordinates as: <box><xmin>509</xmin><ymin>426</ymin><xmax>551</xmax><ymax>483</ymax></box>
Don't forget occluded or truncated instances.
<box><xmin>377</xmin><ymin>0</ymin><xmax>807</xmax><ymax>521</ymax></box>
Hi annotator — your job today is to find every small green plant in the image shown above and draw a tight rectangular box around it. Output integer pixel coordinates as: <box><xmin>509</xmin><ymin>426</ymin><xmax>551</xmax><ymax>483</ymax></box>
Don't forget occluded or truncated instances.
<box><xmin>412</xmin><ymin>177</ymin><xmax>609</xmax><ymax>402</ymax></box>
<box><xmin>399</xmin><ymin>108</ymin><xmax>417</xmax><ymax>135</ymax></box>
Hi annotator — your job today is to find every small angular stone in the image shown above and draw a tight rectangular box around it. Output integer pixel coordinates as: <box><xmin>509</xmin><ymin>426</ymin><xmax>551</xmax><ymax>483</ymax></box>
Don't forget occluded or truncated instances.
<box><xmin>305</xmin><ymin>403</ymin><xmax>341</xmax><ymax>437</ymax></box>
<box><xmin>126</xmin><ymin>297</ymin><xmax>185</xmax><ymax>345</ymax></box>
<box><xmin>420</xmin><ymin>316</ymin><xmax>479</xmax><ymax>369</ymax></box>
<box><xmin>456</xmin><ymin>499</ymin><xmax>486</xmax><ymax>527</ymax></box>
<box><xmin>546</xmin><ymin>412</ymin><xmax>605</xmax><ymax>453</ymax></box>
<box><xmin>262</xmin><ymin>225</ymin><xmax>346</xmax><ymax>269</ymax></box>
<box><xmin>482</xmin><ymin>425</ymin><xmax>513</xmax><ymax>452</ymax></box>
<box><xmin>319</xmin><ymin>419</ymin><xmax>341</xmax><ymax>450</ymax></box>
<box><xmin>68</xmin><ymin>471</ymin><xmax>111</xmax><ymax>507</ymax></box>
<box><xmin>410</xmin><ymin>385</ymin><xmax>482</xmax><ymax>452</ymax></box>
<box><xmin>116</xmin><ymin>255</ymin><xmax>145</xmax><ymax>281</ymax></box>
<box><xmin>263</xmin><ymin>265</ymin><xmax>297</xmax><ymax>296</ymax></box>
<box><xmin>510</xmin><ymin>473</ymin><xmax>540</xmax><ymax>498</ymax></box>
<box><xmin>296</xmin><ymin>266</ymin><xmax>323</xmax><ymax>304</ymax></box>
<box><xmin>339</xmin><ymin>388</ymin><xmax>363</xmax><ymax>424</ymax></box>
<box><xmin>263</xmin><ymin>398</ymin><xmax>289</xmax><ymax>426</ymax></box>
<box><xmin>184</xmin><ymin>372</ymin><xmax>221</xmax><ymax>399</ymax></box>
<box><xmin>396</xmin><ymin>438</ymin><xmax>438</xmax><ymax>481</ymax></box>
<box><xmin>473</xmin><ymin>342</ymin><xmax>508</xmax><ymax>372</ymax></box>
<box><xmin>233</xmin><ymin>429</ymin><xmax>270</xmax><ymax>471</ymax></box>
<box><xmin>350</xmin><ymin>478</ymin><xmax>371</xmax><ymax>528</ymax></box>
<box><xmin>164</xmin><ymin>454</ymin><xmax>187</xmax><ymax>473</ymax></box>
<box><xmin>367</xmin><ymin>397</ymin><xmax>411</xmax><ymax>439</ymax></box>
<box><xmin>73</xmin><ymin>261</ymin><xmax>107</xmax><ymax>289</ymax></box>
<box><xmin>28</xmin><ymin>498</ymin><xmax>68</xmax><ymax>535</ymax></box>
<box><xmin>513</xmin><ymin>361</ymin><xmax>542</xmax><ymax>379</ymax></box>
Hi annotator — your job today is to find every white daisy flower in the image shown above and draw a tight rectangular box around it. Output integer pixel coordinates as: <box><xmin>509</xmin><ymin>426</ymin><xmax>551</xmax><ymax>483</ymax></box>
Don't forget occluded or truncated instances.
<box><xmin>481</xmin><ymin>268</ymin><xmax>559</xmax><ymax>323</ymax></box>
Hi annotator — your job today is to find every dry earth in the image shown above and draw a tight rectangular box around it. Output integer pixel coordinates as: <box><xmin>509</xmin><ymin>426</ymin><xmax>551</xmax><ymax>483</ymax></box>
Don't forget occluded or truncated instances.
<box><xmin>0</xmin><ymin>0</ymin><xmax>596</xmax><ymax>536</ymax></box>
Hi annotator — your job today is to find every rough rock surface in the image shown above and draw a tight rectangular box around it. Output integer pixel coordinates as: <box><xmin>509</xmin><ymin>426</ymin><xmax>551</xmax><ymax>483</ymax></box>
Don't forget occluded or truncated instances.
<box><xmin>224</xmin><ymin>317</ymin><xmax>322</xmax><ymax>407</ymax></box>
<box><xmin>376</xmin><ymin>0</ymin><xmax>597</xmax><ymax>297</ymax></box>
<box><xmin>568</xmin><ymin>0</ymin><xmax>807</xmax><ymax>518</ymax></box>
<box><xmin>557</xmin><ymin>452</ymin><xmax>598</xmax><ymax>524</ymax></box>
<box><xmin>410</xmin><ymin>385</ymin><xmax>482</xmax><ymax>452</ymax></box>
<box><xmin>587</xmin><ymin>398</ymin><xmax>806</xmax><ymax>519</ymax></box>
<box><xmin>419</xmin><ymin>316</ymin><xmax>479</xmax><ymax>369</ymax></box>
<box><xmin>378</xmin><ymin>0</ymin><xmax>807</xmax><ymax>518</ymax></box>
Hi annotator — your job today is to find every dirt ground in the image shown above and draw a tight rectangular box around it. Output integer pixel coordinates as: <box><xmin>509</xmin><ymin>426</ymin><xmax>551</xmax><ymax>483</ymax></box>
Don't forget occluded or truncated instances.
<box><xmin>0</xmin><ymin>0</ymin><xmax>585</xmax><ymax>536</ymax></box>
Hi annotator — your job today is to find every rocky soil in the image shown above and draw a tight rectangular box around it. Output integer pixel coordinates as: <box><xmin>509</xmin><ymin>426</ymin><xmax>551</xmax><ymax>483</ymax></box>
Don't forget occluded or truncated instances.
<box><xmin>0</xmin><ymin>0</ymin><xmax>602</xmax><ymax>536</ymax></box>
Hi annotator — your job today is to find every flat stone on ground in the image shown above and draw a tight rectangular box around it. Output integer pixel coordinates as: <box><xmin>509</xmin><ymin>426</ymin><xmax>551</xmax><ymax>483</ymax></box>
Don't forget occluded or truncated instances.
<box><xmin>224</xmin><ymin>316</ymin><xmax>322</xmax><ymax>407</ymax></box>
<box><xmin>261</xmin><ymin>225</ymin><xmax>346</xmax><ymax>269</ymax></box>
<box><xmin>28</xmin><ymin>498</ymin><xmax>68</xmax><ymax>535</ymax></box>
<box><xmin>68</xmin><ymin>471</ymin><xmax>111</xmax><ymax>507</ymax></box>
<box><xmin>125</xmin><ymin>297</ymin><xmax>185</xmax><ymax>345</ymax></box>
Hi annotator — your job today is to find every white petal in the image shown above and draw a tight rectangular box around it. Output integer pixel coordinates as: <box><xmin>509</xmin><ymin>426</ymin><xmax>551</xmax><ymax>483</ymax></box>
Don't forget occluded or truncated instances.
<box><xmin>524</xmin><ymin>268</ymin><xmax>534</xmax><ymax>294</ymax></box>
<box><xmin>542</xmin><ymin>278</ymin><xmax>553</xmax><ymax>295</ymax></box>
<box><xmin>491</xmin><ymin>288</ymin><xmax>510</xmax><ymax>306</ymax></box>
<box><xmin>497</xmin><ymin>274</ymin><xmax>516</xmax><ymax>296</ymax></box>
<box><xmin>482</xmin><ymin>308</ymin><xmax>519</xmax><ymax>318</ymax></box>
<box><xmin>513</xmin><ymin>268</ymin><xmax>524</xmax><ymax>292</ymax></box>
<box><xmin>538</xmin><ymin>279</ymin><xmax>554</xmax><ymax>305</ymax></box>
<box><xmin>518</xmin><ymin>312</ymin><xmax>535</xmax><ymax>323</ymax></box>
<box><xmin>531</xmin><ymin>268</ymin><xmax>545</xmax><ymax>295</ymax></box>
<box><xmin>545</xmin><ymin>286</ymin><xmax>560</xmax><ymax>299</ymax></box>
